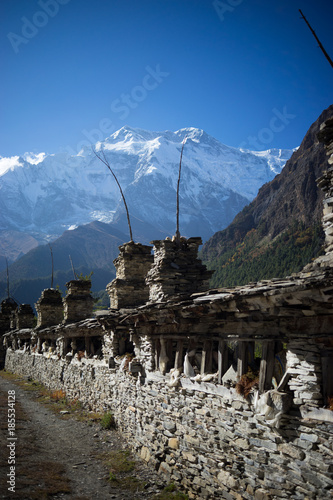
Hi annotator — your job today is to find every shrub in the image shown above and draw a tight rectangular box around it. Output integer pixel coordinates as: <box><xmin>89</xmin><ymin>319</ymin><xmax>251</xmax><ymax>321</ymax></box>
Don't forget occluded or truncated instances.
<box><xmin>328</xmin><ymin>396</ymin><xmax>333</xmax><ymax>411</ymax></box>
<box><xmin>50</xmin><ymin>389</ymin><xmax>66</xmax><ymax>402</ymax></box>
<box><xmin>235</xmin><ymin>371</ymin><xmax>259</xmax><ymax>399</ymax></box>
<box><xmin>100</xmin><ymin>412</ymin><xmax>116</xmax><ymax>429</ymax></box>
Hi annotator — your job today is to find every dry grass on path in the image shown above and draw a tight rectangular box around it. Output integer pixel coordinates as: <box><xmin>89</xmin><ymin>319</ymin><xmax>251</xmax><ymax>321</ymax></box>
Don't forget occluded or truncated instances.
<box><xmin>0</xmin><ymin>370</ymin><xmax>188</xmax><ymax>500</ymax></box>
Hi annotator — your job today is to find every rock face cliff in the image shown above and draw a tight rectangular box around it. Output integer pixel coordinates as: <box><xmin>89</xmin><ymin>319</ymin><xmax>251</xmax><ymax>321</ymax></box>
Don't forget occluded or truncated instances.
<box><xmin>202</xmin><ymin>105</ymin><xmax>333</xmax><ymax>287</ymax></box>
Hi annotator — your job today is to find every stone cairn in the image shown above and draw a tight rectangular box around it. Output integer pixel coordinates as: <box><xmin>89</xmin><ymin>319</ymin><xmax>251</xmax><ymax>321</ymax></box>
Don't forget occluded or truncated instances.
<box><xmin>0</xmin><ymin>298</ymin><xmax>18</xmax><ymax>334</ymax></box>
<box><xmin>107</xmin><ymin>241</ymin><xmax>153</xmax><ymax>309</ymax></box>
<box><xmin>316</xmin><ymin>117</ymin><xmax>333</xmax><ymax>265</ymax></box>
<box><xmin>146</xmin><ymin>236</ymin><xmax>214</xmax><ymax>303</ymax></box>
<box><xmin>0</xmin><ymin>298</ymin><xmax>18</xmax><ymax>369</ymax></box>
<box><xmin>11</xmin><ymin>304</ymin><xmax>35</xmax><ymax>330</ymax></box>
<box><xmin>35</xmin><ymin>288</ymin><xmax>63</xmax><ymax>328</ymax></box>
<box><xmin>63</xmin><ymin>280</ymin><xmax>94</xmax><ymax>323</ymax></box>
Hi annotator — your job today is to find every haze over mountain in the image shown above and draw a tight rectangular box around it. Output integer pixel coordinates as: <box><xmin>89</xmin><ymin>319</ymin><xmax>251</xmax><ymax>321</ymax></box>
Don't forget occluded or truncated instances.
<box><xmin>0</xmin><ymin>126</ymin><xmax>293</xmax><ymax>272</ymax></box>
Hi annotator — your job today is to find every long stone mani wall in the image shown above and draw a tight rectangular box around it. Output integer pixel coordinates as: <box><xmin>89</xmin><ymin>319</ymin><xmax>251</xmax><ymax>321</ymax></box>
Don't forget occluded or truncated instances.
<box><xmin>3</xmin><ymin>119</ymin><xmax>333</xmax><ymax>499</ymax></box>
<box><xmin>4</xmin><ymin>346</ymin><xmax>333</xmax><ymax>500</ymax></box>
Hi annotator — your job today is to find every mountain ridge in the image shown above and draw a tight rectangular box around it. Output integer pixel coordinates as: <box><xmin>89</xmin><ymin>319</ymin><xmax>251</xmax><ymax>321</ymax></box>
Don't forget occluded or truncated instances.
<box><xmin>0</xmin><ymin>125</ymin><xmax>297</xmax><ymax>306</ymax></box>
<box><xmin>0</xmin><ymin>126</ymin><xmax>293</xmax><ymax>270</ymax></box>
<box><xmin>201</xmin><ymin>104</ymin><xmax>333</xmax><ymax>287</ymax></box>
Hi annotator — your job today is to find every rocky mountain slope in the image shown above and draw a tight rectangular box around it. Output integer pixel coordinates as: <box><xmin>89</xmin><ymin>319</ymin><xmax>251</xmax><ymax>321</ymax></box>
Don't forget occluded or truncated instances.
<box><xmin>201</xmin><ymin>105</ymin><xmax>333</xmax><ymax>287</ymax></box>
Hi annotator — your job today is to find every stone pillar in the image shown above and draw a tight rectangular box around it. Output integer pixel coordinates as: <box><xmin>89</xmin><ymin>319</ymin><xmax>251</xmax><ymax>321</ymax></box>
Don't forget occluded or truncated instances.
<box><xmin>286</xmin><ymin>338</ymin><xmax>323</xmax><ymax>408</ymax></box>
<box><xmin>0</xmin><ymin>298</ymin><xmax>18</xmax><ymax>334</ymax></box>
<box><xmin>0</xmin><ymin>298</ymin><xmax>18</xmax><ymax>369</ymax></box>
<box><xmin>316</xmin><ymin>118</ymin><xmax>333</xmax><ymax>261</ymax></box>
<box><xmin>146</xmin><ymin>236</ymin><xmax>214</xmax><ymax>303</ymax></box>
<box><xmin>63</xmin><ymin>280</ymin><xmax>94</xmax><ymax>323</ymax></box>
<box><xmin>35</xmin><ymin>289</ymin><xmax>63</xmax><ymax>328</ymax></box>
<box><xmin>16</xmin><ymin>304</ymin><xmax>35</xmax><ymax>330</ymax></box>
<box><xmin>10</xmin><ymin>312</ymin><xmax>17</xmax><ymax>330</ymax></box>
<box><xmin>313</xmin><ymin>119</ymin><xmax>333</xmax><ymax>405</ymax></box>
<box><xmin>107</xmin><ymin>241</ymin><xmax>153</xmax><ymax>309</ymax></box>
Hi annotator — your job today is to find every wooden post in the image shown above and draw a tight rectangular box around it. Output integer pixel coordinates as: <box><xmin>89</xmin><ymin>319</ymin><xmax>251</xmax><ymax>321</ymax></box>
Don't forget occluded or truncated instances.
<box><xmin>201</xmin><ymin>340</ymin><xmax>213</xmax><ymax>375</ymax></box>
<box><xmin>174</xmin><ymin>340</ymin><xmax>184</xmax><ymax>370</ymax></box>
<box><xmin>321</xmin><ymin>354</ymin><xmax>333</xmax><ymax>404</ymax></box>
<box><xmin>154</xmin><ymin>339</ymin><xmax>161</xmax><ymax>372</ymax></box>
<box><xmin>63</xmin><ymin>337</ymin><xmax>69</xmax><ymax>356</ymax></box>
<box><xmin>259</xmin><ymin>341</ymin><xmax>275</xmax><ymax>392</ymax></box>
<box><xmin>166</xmin><ymin>339</ymin><xmax>173</xmax><ymax>372</ymax></box>
<box><xmin>85</xmin><ymin>336</ymin><xmax>90</xmax><ymax>356</ymax></box>
<box><xmin>119</xmin><ymin>337</ymin><xmax>126</xmax><ymax>355</ymax></box>
<box><xmin>237</xmin><ymin>342</ymin><xmax>248</xmax><ymax>378</ymax></box>
<box><xmin>218</xmin><ymin>340</ymin><xmax>229</xmax><ymax>384</ymax></box>
<box><xmin>248</xmin><ymin>342</ymin><xmax>255</xmax><ymax>367</ymax></box>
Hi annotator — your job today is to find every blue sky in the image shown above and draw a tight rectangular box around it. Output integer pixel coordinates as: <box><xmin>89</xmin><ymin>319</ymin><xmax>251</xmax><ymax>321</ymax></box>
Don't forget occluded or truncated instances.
<box><xmin>1</xmin><ymin>0</ymin><xmax>332</xmax><ymax>157</ymax></box>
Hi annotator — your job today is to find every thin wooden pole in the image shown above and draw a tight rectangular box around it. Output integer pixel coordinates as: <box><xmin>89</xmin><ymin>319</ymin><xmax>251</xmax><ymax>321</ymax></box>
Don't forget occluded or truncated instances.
<box><xmin>93</xmin><ymin>147</ymin><xmax>133</xmax><ymax>242</ymax></box>
<box><xmin>176</xmin><ymin>136</ymin><xmax>187</xmax><ymax>243</ymax></box>
<box><xmin>49</xmin><ymin>244</ymin><xmax>54</xmax><ymax>288</ymax></box>
<box><xmin>299</xmin><ymin>9</ymin><xmax>333</xmax><ymax>70</ymax></box>
<box><xmin>6</xmin><ymin>257</ymin><xmax>9</xmax><ymax>298</ymax></box>
<box><xmin>69</xmin><ymin>255</ymin><xmax>77</xmax><ymax>280</ymax></box>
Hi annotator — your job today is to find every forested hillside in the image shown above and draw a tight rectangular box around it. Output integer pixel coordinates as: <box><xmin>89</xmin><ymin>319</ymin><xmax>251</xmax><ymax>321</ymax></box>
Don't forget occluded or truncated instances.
<box><xmin>206</xmin><ymin>222</ymin><xmax>324</xmax><ymax>288</ymax></box>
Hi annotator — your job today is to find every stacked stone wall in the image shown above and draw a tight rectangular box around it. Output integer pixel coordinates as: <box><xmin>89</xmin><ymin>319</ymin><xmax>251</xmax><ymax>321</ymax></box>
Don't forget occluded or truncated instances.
<box><xmin>35</xmin><ymin>288</ymin><xmax>63</xmax><ymax>328</ymax></box>
<box><xmin>107</xmin><ymin>242</ymin><xmax>153</xmax><ymax>309</ymax></box>
<box><xmin>5</xmin><ymin>349</ymin><xmax>333</xmax><ymax>499</ymax></box>
<box><xmin>63</xmin><ymin>280</ymin><xmax>94</xmax><ymax>323</ymax></box>
<box><xmin>146</xmin><ymin>237</ymin><xmax>214</xmax><ymax>302</ymax></box>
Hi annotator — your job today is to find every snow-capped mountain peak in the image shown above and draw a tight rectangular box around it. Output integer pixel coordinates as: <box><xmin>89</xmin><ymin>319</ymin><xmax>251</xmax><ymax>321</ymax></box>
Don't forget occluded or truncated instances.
<box><xmin>0</xmin><ymin>126</ymin><xmax>293</xmax><ymax>253</ymax></box>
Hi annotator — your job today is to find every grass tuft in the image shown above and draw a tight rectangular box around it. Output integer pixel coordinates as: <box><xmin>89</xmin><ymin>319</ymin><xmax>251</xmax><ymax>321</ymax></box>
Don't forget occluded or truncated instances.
<box><xmin>102</xmin><ymin>450</ymin><xmax>136</xmax><ymax>474</ymax></box>
<box><xmin>50</xmin><ymin>389</ymin><xmax>66</xmax><ymax>401</ymax></box>
<box><xmin>154</xmin><ymin>483</ymin><xmax>189</xmax><ymax>500</ymax></box>
<box><xmin>100</xmin><ymin>411</ymin><xmax>116</xmax><ymax>429</ymax></box>
<box><xmin>96</xmin><ymin>449</ymin><xmax>146</xmax><ymax>492</ymax></box>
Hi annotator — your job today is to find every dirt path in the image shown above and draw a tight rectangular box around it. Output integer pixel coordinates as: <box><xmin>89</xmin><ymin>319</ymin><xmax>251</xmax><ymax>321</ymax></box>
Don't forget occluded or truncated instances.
<box><xmin>0</xmin><ymin>374</ymin><xmax>168</xmax><ymax>500</ymax></box>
